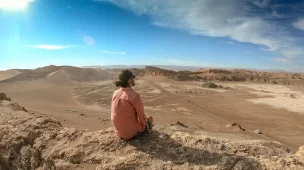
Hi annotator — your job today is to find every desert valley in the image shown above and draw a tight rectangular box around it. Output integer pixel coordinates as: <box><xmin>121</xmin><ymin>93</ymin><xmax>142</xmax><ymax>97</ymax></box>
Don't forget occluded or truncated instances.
<box><xmin>1</xmin><ymin>65</ymin><xmax>304</xmax><ymax>169</ymax></box>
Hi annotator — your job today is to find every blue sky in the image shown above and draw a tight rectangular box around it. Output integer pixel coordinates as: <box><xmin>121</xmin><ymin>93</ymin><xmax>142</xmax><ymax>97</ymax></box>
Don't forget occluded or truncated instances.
<box><xmin>1</xmin><ymin>0</ymin><xmax>304</xmax><ymax>71</ymax></box>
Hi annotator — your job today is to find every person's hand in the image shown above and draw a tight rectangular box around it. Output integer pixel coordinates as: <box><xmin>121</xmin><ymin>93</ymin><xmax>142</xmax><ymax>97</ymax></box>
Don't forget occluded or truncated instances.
<box><xmin>147</xmin><ymin>116</ymin><xmax>153</xmax><ymax>126</ymax></box>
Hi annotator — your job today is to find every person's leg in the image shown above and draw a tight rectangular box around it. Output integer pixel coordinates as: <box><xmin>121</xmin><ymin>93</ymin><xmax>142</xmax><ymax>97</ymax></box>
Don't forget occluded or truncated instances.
<box><xmin>123</xmin><ymin>117</ymin><xmax>154</xmax><ymax>140</ymax></box>
<box><xmin>147</xmin><ymin>116</ymin><xmax>153</xmax><ymax>127</ymax></box>
<box><xmin>146</xmin><ymin>121</ymin><xmax>152</xmax><ymax>132</ymax></box>
<box><xmin>136</xmin><ymin>121</ymin><xmax>152</xmax><ymax>137</ymax></box>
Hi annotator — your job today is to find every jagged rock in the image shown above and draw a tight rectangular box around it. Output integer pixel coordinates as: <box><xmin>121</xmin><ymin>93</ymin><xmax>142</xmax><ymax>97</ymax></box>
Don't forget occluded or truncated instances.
<box><xmin>296</xmin><ymin>146</ymin><xmax>304</xmax><ymax>163</ymax></box>
<box><xmin>226</xmin><ymin>123</ymin><xmax>246</xmax><ymax>131</ymax></box>
<box><xmin>208</xmin><ymin>69</ymin><xmax>232</xmax><ymax>74</ymax></box>
<box><xmin>170</xmin><ymin>121</ymin><xmax>189</xmax><ymax>128</ymax></box>
<box><xmin>202</xmin><ymin>82</ymin><xmax>219</xmax><ymax>88</ymax></box>
<box><xmin>231</xmin><ymin>76</ymin><xmax>246</xmax><ymax>81</ymax></box>
<box><xmin>0</xmin><ymin>93</ymin><xmax>11</xmax><ymax>101</ymax></box>
<box><xmin>9</xmin><ymin>102</ymin><xmax>28</xmax><ymax>112</ymax></box>
<box><xmin>145</xmin><ymin>66</ymin><xmax>176</xmax><ymax>77</ymax></box>
<box><xmin>284</xmin><ymin>94</ymin><xmax>298</xmax><ymax>99</ymax></box>
<box><xmin>221</xmin><ymin>76</ymin><xmax>230</xmax><ymax>81</ymax></box>
<box><xmin>174</xmin><ymin>72</ymin><xmax>191</xmax><ymax>81</ymax></box>
<box><xmin>1</xmin><ymin>95</ymin><xmax>303</xmax><ymax>170</ymax></box>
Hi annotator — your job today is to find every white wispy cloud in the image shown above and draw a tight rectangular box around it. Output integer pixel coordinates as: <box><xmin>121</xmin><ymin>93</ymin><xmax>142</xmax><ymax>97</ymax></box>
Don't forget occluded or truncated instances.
<box><xmin>221</xmin><ymin>41</ymin><xmax>235</xmax><ymax>45</ymax></box>
<box><xmin>268</xmin><ymin>10</ymin><xmax>291</xmax><ymax>19</ymax></box>
<box><xmin>281</xmin><ymin>48</ymin><xmax>304</xmax><ymax>59</ymax></box>
<box><xmin>250</xmin><ymin>0</ymin><xmax>271</xmax><ymax>8</ymax></box>
<box><xmin>26</xmin><ymin>45</ymin><xmax>72</xmax><ymax>50</ymax></box>
<box><xmin>99</xmin><ymin>0</ymin><xmax>301</xmax><ymax>60</ymax></box>
<box><xmin>272</xmin><ymin>58</ymin><xmax>290</xmax><ymax>64</ymax></box>
<box><xmin>101</xmin><ymin>50</ymin><xmax>125</xmax><ymax>55</ymax></box>
<box><xmin>293</xmin><ymin>18</ymin><xmax>304</xmax><ymax>31</ymax></box>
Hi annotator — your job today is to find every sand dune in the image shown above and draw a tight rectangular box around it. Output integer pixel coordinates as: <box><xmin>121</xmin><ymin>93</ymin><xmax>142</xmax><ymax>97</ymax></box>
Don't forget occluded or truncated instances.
<box><xmin>0</xmin><ymin>66</ymin><xmax>64</xmax><ymax>83</ymax></box>
<box><xmin>46</xmin><ymin>69</ymin><xmax>75</xmax><ymax>84</ymax></box>
<box><xmin>0</xmin><ymin>65</ymin><xmax>114</xmax><ymax>83</ymax></box>
<box><xmin>0</xmin><ymin>70</ymin><xmax>21</xmax><ymax>81</ymax></box>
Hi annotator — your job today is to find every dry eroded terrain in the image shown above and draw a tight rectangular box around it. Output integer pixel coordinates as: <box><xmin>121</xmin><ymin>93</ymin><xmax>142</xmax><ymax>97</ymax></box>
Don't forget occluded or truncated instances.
<box><xmin>0</xmin><ymin>67</ymin><xmax>304</xmax><ymax>153</ymax></box>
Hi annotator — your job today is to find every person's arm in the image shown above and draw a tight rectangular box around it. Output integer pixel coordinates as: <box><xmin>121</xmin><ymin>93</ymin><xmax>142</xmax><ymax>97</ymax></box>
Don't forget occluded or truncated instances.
<box><xmin>133</xmin><ymin>94</ymin><xmax>147</xmax><ymax>132</ymax></box>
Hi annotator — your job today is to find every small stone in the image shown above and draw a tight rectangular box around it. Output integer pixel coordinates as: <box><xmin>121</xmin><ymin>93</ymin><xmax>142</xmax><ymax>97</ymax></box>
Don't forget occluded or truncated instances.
<box><xmin>255</xmin><ymin>130</ymin><xmax>261</xmax><ymax>134</ymax></box>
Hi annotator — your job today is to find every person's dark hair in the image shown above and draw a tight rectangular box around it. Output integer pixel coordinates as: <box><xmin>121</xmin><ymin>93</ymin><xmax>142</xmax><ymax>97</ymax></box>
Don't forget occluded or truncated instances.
<box><xmin>114</xmin><ymin>69</ymin><xmax>135</xmax><ymax>88</ymax></box>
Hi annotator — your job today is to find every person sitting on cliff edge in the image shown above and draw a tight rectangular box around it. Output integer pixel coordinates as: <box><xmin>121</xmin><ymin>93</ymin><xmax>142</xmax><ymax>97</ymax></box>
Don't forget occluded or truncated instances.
<box><xmin>111</xmin><ymin>69</ymin><xmax>153</xmax><ymax>140</ymax></box>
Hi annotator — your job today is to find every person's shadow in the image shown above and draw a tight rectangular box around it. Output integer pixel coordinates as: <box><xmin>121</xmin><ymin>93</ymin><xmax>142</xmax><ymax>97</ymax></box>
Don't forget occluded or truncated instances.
<box><xmin>127</xmin><ymin>130</ymin><xmax>262</xmax><ymax>169</ymax></box>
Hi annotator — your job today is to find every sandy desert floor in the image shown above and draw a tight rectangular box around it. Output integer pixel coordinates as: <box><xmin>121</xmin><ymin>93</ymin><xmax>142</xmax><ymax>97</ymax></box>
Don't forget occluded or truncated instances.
<box><xmin>0</xmin><ymin>74</ymin><xmax>303</xmax><ymax>153</ymax></box>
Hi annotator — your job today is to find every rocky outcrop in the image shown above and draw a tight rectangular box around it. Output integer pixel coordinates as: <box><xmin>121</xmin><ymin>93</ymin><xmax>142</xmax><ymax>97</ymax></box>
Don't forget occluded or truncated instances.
<box><xmin>145</xmin><ymin>66</ymin><xmax>176</xmax><ymax>77</ymax></box>
<box><xmin>0</xmin><ymin>93</ymin><xmax>11</xmax><ymax>101</ymax></box>
<box><xmin>202</xmin><ymin>82</ymin><xmax>219</xmax><ymax>88</ymax></box>
<box><xmin>196</xmin><ymin>68</ymin><xmax>304</xmax><ymax>82</ymax></box>
<box><xmin>296</xmin><ymin>146</ymin><xmax>304</xmax><ymax>163</ymax></box>
<box><xmin>208</xmin><ymin>69</ymin><xmax>232</xmax><ymax>74</ymax></box>
<box><xmin>231</xmin><ymin>76</ymin><xmax>246</xmax><ymax>81</ymax></box>
<box><xmin>130</xmin><ymin>68</ymin><xmax>146</xmax><ymax>77</ymax></box>
<box><xmin>174</xmin><ymin>72</ymin><xmax>193</xmax><ymax>81</ymax></box>
<box><xmin>1</xmin><ymin>94</ymin><xmax>304</xmax><ymax>169</ymax></box>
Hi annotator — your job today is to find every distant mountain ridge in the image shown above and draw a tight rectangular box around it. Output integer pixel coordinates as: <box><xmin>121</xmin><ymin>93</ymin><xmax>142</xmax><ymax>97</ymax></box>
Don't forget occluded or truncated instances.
<box><xmin>83</xmin><ymin>65</ymin><xmax>288</xmax><ymax>73</ymax></box>
<box><xmin>1</xmin><ymin>65</ymin><xmax>303</xmax><ymax>84</ymax></box>
<box><xmin>83</xmin><ymin>65</ymin><xmax>201</xmax><ymax>71</ymax></box>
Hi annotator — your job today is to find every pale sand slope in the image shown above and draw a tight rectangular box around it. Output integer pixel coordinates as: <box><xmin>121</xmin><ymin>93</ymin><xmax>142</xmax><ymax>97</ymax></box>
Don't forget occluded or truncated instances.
<box><xmin>141</xmin><ymin>78</ymin><xmax>304</xmax><ymax>151</ymax></box>
<box><xmin>1</xmin><ymin>96</ymin><xmax>303</xmax><ymax>170</ymax></box>
<box><xmin>0</xmin><ymin>70</ymin><xmax>20</xmax><ymax>81</ymax></box>
<box><xmin>232</xmin><ymin>83</ymin><xmax>304</xmax><ymax>114</ymax></box>
<box><xmin>0</xmin><ymin>78</ymin><xmax>112</xmax><ymax>131</ymax></box>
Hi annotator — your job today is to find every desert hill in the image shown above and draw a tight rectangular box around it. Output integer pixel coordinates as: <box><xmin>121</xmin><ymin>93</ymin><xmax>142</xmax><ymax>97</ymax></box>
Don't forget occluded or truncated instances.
<box><xmin>0</xmin><ymin>66</ymin><xmax>113</xmax><ymax>83</ymax></box>
<box><xmin>1</xmin><ymin>65</ymin><xmax>303</xmax><ymax>85</ymax></box>
<box><xmin>0</xmin><ymin>65</ymin><xmax>66</xmax><ymax>83</ymax></box>
<box><xmin>145</xmin><ymin>66</ymin><xmax>304</xmax><ymax>83</ymax></box>
<box><xmin>83</xmin><ymin>65</ymin><xmax>202</xmax><ymax>71</ymax></box>
<box><xmin>0</xmin><ymin>93</ymin><xmax>303</xmax><ymax>170</ymax></box>
<box><xmin>0</xmin><ymin>70</ymin><xmax>21</xmax><ymax>81</ymax></box>
<box><xmin>55</xmin><ymin>67</ymin><xmax>110</xmax><ymax>82</ymax></box>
